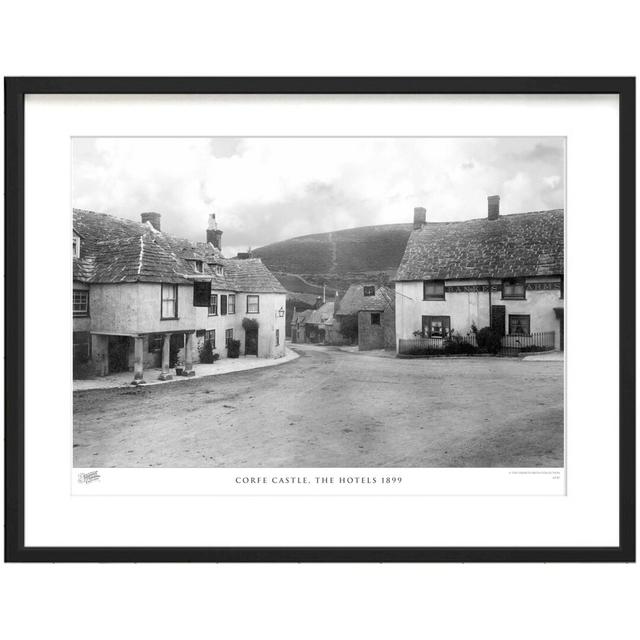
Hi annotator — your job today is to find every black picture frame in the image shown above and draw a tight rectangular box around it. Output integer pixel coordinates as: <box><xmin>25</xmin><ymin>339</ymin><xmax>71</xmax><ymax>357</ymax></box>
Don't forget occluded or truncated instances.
<box><xmin>4</xmin><ymin>77</ymin><xmax>635</xmax><ymax>563</ymax></box>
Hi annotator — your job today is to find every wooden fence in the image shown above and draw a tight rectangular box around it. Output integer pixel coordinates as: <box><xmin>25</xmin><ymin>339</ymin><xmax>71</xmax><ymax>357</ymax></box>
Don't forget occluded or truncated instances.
<box><xmin>499</xmin><ymin>331</ymin><xmax>555</xmax><ymax>353</ymax></box>
<box><xmin>398</xmin><ymin>331</ymin><xmax>555</xmax><ymax>356</ymax></box>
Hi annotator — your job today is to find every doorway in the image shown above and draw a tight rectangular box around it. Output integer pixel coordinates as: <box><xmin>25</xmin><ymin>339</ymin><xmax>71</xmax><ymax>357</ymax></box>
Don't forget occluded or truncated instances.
<box><xmin>491</xmin><ymin>305</ymin><xmax>506</xmax><ymax>336</ymax></box>
<box><xmin>245</xmin><ymin>327</ymin><xmax>258</xmax><ymax>356</ymax></box>
<box><xmin>108</xmin><ymin>336</ymin><xmax>131</xmax><ymax>373</ymax></box>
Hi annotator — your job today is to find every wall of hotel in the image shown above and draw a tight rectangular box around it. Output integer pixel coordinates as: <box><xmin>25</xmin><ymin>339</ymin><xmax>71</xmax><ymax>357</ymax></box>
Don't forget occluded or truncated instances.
<box><xmin>190</xmin><ymin>291</ymin><xmax>287</xmax><ymax>361</ymax></box>
<box><xmin>72</xmin><ymin>280</ymin><xmax>91</xmax><ymax>333</ymax></box>
<box><xmin>88</xmin><ymin>284</ymin><xmax>287</xmax><ymax>368</ymax></box>
<box><xmin>255</xmin><ymin>293</ymin><xmax>287</xmax><ymax>359</ymax></box>
<box><xmin>89</xmin><ymin>283</ymin><xmax>196</xmax><ymax>335</ymax></box>
<box><xmin>395</xmin><ymin>277</ymin><xmax>563</xmax><ymax>348</ymax></box>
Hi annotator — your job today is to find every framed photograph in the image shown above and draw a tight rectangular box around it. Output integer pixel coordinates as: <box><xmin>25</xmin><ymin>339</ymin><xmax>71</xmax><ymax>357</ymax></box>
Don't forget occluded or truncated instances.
<box><xmin>4</xmin><ymin>77</ymin><xmax>635</xmax><ymax>562</ymax></box>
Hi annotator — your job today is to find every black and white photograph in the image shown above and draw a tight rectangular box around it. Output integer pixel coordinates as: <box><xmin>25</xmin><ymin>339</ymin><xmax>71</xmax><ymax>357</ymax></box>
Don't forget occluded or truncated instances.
<box><xmin>72</xmin><ymin>136</ymin><xmax>565</xmax><ymax>470</ymax></box>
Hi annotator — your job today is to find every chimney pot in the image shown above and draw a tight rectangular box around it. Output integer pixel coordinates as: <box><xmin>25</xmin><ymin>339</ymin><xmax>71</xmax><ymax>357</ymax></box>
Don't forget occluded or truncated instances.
<box><xmin>206</xmin><ymin>212</ymin><xmax>223</xmax><ymax>249</ymax></box>
<box><xmin>488</xmin><ymin>195</ymin><xmax>500</xmax><ymax>220</ymax></box>
<box><xmin>413</xmin><ymin>206</ymin><xmax>427</xmax><ymax>230</ymax></box>
<box><xmin>140</xmin><ymin>212</ymin><xmax>161</xmax><ymax>231</ymax></box>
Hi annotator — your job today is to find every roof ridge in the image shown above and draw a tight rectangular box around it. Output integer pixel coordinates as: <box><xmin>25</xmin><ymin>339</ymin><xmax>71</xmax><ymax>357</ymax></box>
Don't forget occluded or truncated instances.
<box><xmin>416</xmin><ymin>209</ymin><xmax>564</xmax><ymax>226</ymax></box>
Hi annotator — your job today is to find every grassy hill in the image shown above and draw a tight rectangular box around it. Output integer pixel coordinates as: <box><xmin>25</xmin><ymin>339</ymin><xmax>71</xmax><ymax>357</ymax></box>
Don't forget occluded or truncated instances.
<box><xmin>253</xmin><ymin>223</ymin><xmax>413</xmax><ymax>292</ymax></box>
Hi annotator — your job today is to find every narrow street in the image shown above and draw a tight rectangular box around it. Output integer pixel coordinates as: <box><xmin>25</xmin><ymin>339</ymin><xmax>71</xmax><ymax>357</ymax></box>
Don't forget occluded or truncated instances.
<box><xmin>74</xmin><ymin>344</ymin><xmax>564</xmax><ymax>468</ymax></box>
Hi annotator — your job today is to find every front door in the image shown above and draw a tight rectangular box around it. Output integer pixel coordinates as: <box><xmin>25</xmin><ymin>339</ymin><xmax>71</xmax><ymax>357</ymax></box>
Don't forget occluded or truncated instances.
<box><xmin>169</xmin><ymin>333</ymin><xmax>185</xmax><ymax>367</ymax></box>
<box><xmin>108</xmin><ymin>336</ymin><xmax>130</xmax><ymax>373</ymax></box>
<box><xmin>245</xmin><ymin>328</ymin><xmax>258</xmax><ymax>356</ymax></box>
<box><xmin>491</xmin><ymin>305</ymin><xmax>506</xmax><ymax>336</ymax></box>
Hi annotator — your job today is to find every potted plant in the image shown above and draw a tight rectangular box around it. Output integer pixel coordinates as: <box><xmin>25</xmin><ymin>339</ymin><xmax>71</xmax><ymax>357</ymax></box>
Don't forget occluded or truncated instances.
<box><xmin>198</xmin><ymin>340</ymin><xmax>219</xmax><ymax>364</ymax></box>
<box><xmin>175</xmin><ymin>358</ymin><xmax>184</xmax><ymax>376</ymax></box>
<box><xmin>227</xmin><ymin>339</ymin><xmax>241</xmax><ymax>359</ymax></box>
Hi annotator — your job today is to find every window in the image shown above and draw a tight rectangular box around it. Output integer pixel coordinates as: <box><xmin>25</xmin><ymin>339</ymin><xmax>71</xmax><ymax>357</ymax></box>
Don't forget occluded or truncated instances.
<box><xmin>502</xmin><ymin>278</ymin><xmax>526</xmax><ymax>300</ymax></box>
<box><xmin>422</xmin><ymin>315</ymin><xmax>451</xmax><ymax>338</ymax></box>
<box><xmin>72</xmin><ymin>234</ymin><xmax>80</xmax><ymax>258</ymax></box>
<box><xmin>560</xmin><ymin>275</ymin><xmax>564</xmax><ymax>299</ymax></box>
<box><xmin>205</xmin><ymin>329</ymin><xmax>216</xmax><ymax>348</ymax></box>
<box><xmin>228</xmin><ymin>294</ymin><xmax>236</xmax><ymax>314</ymax></box>
<box><xmin>363</xmin><ymin>285</ymin><xmax>375</xmax><ymax>297</ymax></box>
<box><xmin>220</xmin><ymin>294</ymin><xmax>227</xmax><ymax>315</ymax></box>
<box><xmin>73</xmin><ymin>331</ymin><xmax>91</xmax><ymax>363</ymax></box>
<box><xmin>194</xmin><ymin>260</ymin><xmax>204</xmax><ymax>273</ymax></box>
<box><xmin>193</xmin><ymin>281</ymin><xmax>211</xmax><ymax>307</ymax></box>
<box><xmin>423</xmin><ymin>280</ymin><xmax>445</xmax><ymax>300</ymax></box>
<box><xmin>208</xmin><ymin>292</ymin><xmax>218</xmax><ymax>316</ymax></box>
<box><xmin>276</xmin><ymin>329</ymin><xmax>280</xmax><ymax>346</ymax></box>
<box><xmin>247</xmin><ymin>295</ymin><xmax>260</xmax><ymax>313</ymax></box>
<box><xmin>211</xmin><ymin>264</ymin><xmax>223</xmax><ymax>276</ymax></box>
<box><xmin>148</xmin><ymin>334</ymin><xmax>163</xmax><ymax>352</ymax></box>
<box><xmin>371</xmin><ymin>312</ymin><xmax>381</xmax><ymax>325</ymax></box>
<box><xmin>73</xmin><ymin>290</ymin><xmax>89</xmax><ymax>316</ymax></box>
<box><xmin>225</xmin><ymin>328</ymin><xmax>233</xmax><ymax>348</ymax></box>
<box><xmin>161</xmin><ymin>284</ymin><xmax>178</xmax><ymax>319</ymax></box>
<box><xmin>509</xmin><ymin>314</ymin><xmax>530</xmax><ymax>335</ymax></box>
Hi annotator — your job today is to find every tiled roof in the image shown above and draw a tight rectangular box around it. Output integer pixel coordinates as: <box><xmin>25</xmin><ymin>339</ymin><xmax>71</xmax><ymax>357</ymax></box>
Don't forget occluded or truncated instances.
<box><xmin>221</xmin><ymin>258</ymin><xmax>287</xmax><ymax>294</ymax></box>
<box><xmin>291</xmin><ymin>309</ymin><xmax>313</xmax><ymax>326</ymax></box>
<box><xmin>306</xmin><ymin>302</ymin><xmax>335</xmax><ymax>325</ymax></box>
<box><xmin>336</xmin><ymin>284</ymin><xmax>395</xmax><ymax>315</ymax></box>
<box><xmin>395</xmin><ymin>210</ymin><xmax>564</xmax><ymax>281</ymax></box>
<box><xmin>72</xmin><ymin>209</ymin><xmax>286</xmax><ymax>293</ymax></box>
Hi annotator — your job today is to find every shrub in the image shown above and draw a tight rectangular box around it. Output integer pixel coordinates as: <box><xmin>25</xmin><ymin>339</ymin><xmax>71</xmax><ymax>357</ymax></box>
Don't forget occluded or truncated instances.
<box><xmin>242</xmin><ymin>317</ymin><xmax>259</xmax><ymax>332</ymax></box>
<box><xmin>199</xmin><ymin>340</ymin><xmax>220</xmax><ymax>364</ymax></box>
<box><xmin>443</xmin><ymin>339</ymin><xmax>478</xmax><ymax>355</ymax></box>
<box><xmin>475</xmin><ymin>326</ymin><xmax>502</xmax><ymax>354</ymax></box>
<box><xmin>227</xmin><ymin>338</ymin><xmax>241</xmax><ymax>358</ymax></box>
<box><xmin>403</xmin><ymin>347</ymin><xmax>444</xmax><ymax>356</ymax></box>
<box><xmin>518</xmin><ymin>345</ymin><xmax>553</xmax><ymax>353</ymax></box>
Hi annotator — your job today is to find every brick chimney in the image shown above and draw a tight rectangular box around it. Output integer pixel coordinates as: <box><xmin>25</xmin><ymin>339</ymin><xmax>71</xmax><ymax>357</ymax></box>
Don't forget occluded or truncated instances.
<box><xmin>141</xmin><ymin>212</ymin><xmax>161</xmax><ymax>231</ymax></box>
<box><xmin>413</xmin><ymin>206</ymin><xmax>426</xmax><ymax>230</ymax></box>
<box><xmin>488</xmin><ymin>195</ymin><xmax>500</xmax><ymax>220</ymax></box>
<box><xmin>206</xmin><ymin>213</ymin><xmax>223</xmax><ymax>250</ymax></box>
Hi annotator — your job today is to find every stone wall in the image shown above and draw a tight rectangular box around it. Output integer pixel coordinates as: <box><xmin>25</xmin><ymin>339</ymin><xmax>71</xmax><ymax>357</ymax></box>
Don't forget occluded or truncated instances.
<box><xmin>357</xmin><ymin>309</ymin><xmax>395</xmax><ymax>350</ymax></box>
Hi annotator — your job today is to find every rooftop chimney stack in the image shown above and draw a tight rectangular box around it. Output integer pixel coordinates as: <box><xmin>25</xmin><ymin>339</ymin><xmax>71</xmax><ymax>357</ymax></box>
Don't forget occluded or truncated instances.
<box><xmin>206</xmin><ymin>213</ymin><xmax>223</xmax><ymax>250</ymax></box>
<box><xmin>413</xmin><ymin>206</ymin><xmax>427</xmax><ymax>230</ymax></box>
<box><xmin>488</xmin><ymin>195</ymin><xmax>500</xmax><ymax>220</ymax></box>
<box><xmin>141</xmin><ymin>212</ymin><xmax>161</xmax><ymax>231</ymax></box>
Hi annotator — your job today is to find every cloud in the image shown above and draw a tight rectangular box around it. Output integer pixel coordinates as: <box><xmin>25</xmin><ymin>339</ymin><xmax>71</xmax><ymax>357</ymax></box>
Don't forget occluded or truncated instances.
<box><xmin>209</xmin><ymin>137</ymin><xmax>245</xmax><ymax>159</ymax></box>
<box><xmin>73</xmin><ymin>137</ymin><xmax>565</xmax><ymax>253</ymax></box>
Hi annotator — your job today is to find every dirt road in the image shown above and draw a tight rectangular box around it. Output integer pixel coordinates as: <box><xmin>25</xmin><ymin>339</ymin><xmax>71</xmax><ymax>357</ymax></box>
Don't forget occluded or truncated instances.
<box><xmin>74</xmin><ymin>344</ymin><xmax>564</xmax><ymax>468</ymax></box>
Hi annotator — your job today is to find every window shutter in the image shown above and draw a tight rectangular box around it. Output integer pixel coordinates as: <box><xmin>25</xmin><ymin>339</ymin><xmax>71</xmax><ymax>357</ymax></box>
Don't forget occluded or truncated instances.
<box><xmin>193</xmin><ymin>281</ymin><xmax>212</xmax><ymax>307</ymax></box>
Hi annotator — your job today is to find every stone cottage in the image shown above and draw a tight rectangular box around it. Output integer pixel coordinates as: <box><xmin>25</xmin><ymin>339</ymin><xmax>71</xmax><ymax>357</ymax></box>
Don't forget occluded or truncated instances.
<box><xmin>73</xmin><ymin>209</ymin><xmax>287</xmax><ymax>383</ymax></box>
<box><xmin>394</xmin><ymin>197</ymin><xmax>564</xmax><ymax>351</ymax></box>
<box><xmin>335</xmin><ymin>283</ymin><xmax>396</xmax><ymax>350</ymax></box>
<box><xmin>290</xmin><ymin>301</ymin><xmax>338</xmax><ymax>344</ymax></box>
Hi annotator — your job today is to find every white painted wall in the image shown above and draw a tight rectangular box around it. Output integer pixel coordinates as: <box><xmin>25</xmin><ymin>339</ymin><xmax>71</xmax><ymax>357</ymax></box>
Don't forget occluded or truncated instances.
<box><xmin>87</xmin><ymin>283</ymin><xmax>287</xmax><ymax>360</ymax></box>
<box><xmin>395</xmin><ymin>277</ymin><xmax>564</xmax><ymax>349</ymax></box>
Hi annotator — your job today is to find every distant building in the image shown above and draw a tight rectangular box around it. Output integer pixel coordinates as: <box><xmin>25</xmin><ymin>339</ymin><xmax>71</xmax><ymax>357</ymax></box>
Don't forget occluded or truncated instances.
<box><xmin>290</xmin><ymin>301</ymin><xmax>337</xmax><ymax>344</ymax></box>
<box><xmin>73</xmin><ymin>209</ymin><xmax>287</xmax><ymax>383</ymax></box>
<box><xmin>290</xmin><ymin>308</ymin><xmax>313</xmax><ymax>343</ymax></box>
<box><xmin>335</xmin><ymin>283</ymin><xmax>396</xmax><ymax>350</ymax></box>
<box><xmin>394</xmin><ymin>197</ymin><xmax>564</xmax><ymax>351</ymax></box>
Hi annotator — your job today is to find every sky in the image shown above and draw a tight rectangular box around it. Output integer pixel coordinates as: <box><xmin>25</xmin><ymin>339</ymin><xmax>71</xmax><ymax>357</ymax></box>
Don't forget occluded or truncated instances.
<box><xmin>73</xmin><ymin>137</ymin><xmax>565</xmax><ymax>258</ymax></box>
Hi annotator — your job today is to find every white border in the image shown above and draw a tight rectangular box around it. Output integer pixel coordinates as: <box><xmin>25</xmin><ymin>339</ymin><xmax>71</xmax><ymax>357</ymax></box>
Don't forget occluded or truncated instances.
<box><xmin>24</xmin><ymin>94</ymin><xmax>619</xmax><ymax>547</ymax></box>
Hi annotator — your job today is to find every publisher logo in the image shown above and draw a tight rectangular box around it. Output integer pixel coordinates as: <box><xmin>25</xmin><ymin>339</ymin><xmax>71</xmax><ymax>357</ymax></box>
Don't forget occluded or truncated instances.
<box><xmin>77</xmin><ymin>470</ymin><xmax>101</xmax><ymax>484</ymax></box>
